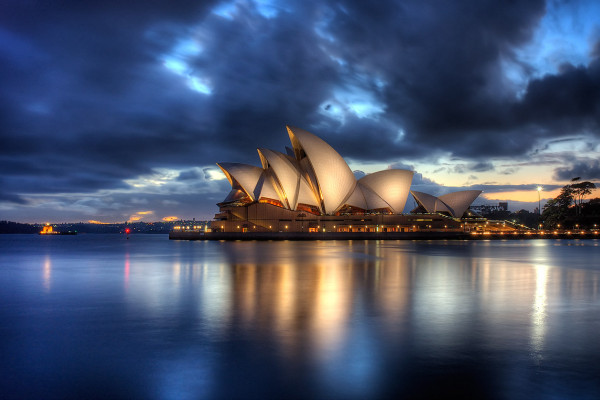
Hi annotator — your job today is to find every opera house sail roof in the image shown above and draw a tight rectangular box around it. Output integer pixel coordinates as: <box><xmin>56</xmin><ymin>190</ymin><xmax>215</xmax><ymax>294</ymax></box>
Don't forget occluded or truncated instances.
<box><xmin>287</xmin><ymin>126</ymin><xmax>357</xmax><ymax>214</ymax></box>
<box><xmin>216</xmin><ymin>126</ymin><xmax>481</xmax><ymax>217</ymax></box>
<box><xmin>410</xmin><ymin>190</ymin><xmax>483</xmax><ymax>218</ymax></box>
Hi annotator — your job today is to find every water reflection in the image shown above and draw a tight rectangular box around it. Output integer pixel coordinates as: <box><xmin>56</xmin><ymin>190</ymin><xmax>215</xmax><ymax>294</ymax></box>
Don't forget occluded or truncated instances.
<box><xmin>530</xmin><ymin>264</ymin><xmax>548</xmax><ymax>360</ymax></box>
<box><xmin>186</xmin><ymin>240</ymin><xmax>600</xmax><ymax>397</ymax></box>
<box><xmin>42</xmin><ymin>255</ymin><xmax>52</xmax><ymax>292</ymax></box>
<box><xmin>3</xmin><ymin>236</ymin><xmax>600</xmax><ymax>399</ymax></box>
<box><xmin>124</xmin><ymin>252</ymin><xmax>130</xmax><ymax>289</ymax></box>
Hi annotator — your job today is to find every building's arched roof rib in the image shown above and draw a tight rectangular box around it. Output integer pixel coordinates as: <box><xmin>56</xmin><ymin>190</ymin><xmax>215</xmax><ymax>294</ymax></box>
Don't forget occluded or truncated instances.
<box><xmin>217</xmin><ymin>163</ymin><xmax>263</xmax><ymax>201</ymax></box>
<box><xmin>287</xmin><ymin>126</ymin><xmax>356</xmax><ymax>214</ymax></box>
<box><xmin>358</xmin><ymin>170</ymin><xmax>414</xmax><ymax>213</ymax></box>
<box><xmin>257</xmin><ymin>150</ymin><xmax>269</xmax><ymax>170</ymax></box>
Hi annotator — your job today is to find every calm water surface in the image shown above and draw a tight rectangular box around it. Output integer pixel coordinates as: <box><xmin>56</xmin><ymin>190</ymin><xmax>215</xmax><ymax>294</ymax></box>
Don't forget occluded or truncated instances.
<box><xmin>1</xmin><ymin>234</ymin><xmax>599</xmax><ymax>399</ymax></box>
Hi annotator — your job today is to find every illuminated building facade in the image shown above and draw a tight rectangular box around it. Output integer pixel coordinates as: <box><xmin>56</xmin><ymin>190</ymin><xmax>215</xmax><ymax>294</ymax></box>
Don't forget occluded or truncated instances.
<box><xmin>211</xmin><ymin>126</ymin><xmax>481</xmax><ymax>233</ymax></box>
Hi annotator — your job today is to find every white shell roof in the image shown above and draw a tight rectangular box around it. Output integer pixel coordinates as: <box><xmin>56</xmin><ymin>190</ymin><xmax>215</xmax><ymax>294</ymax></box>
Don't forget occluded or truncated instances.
<box><xmin>257</xmin><ymin>148</ymin><xmax>300</xmax><ymax>209</ymax></box>
<box><xmin>411</xmin><ymin>190</ymin><xmax>481</xmax><ymax>217</ymax></box>
<box><xmin>410</xmin><ymin>191</ymin><xmax>451</xmax><ymax>214</ymax></box>
<box><xmin>344</xmin><ymin>184</ymin><xmax>368</xmax><ymax>210</ymax></box>
<box><xmin>296</xmin><ymin>176</ymin><xmax>320</xmax><ymax>207</ymax></box>
<box><xmin>438</xmin><ymin>190</ymin><xmax>482</xmax><ymax>218</ymax></box>
<box><xmin>298</xmin><ymin>157</ymin><xmax>320</xmax><ymax>206</ymax></box>
<box><xmin>216</xmin><ymin>126</ymin><xmax>473</xmax><ymax>217</ymax></box>
<box><xmin>359</xmin><ymin>183</ymin><xmax>391</xmax><ymax>210</ymax></box>
<box><xmin>217</xmin><ymin>163</ymin><xmax>263</xmax><ymax>201</ymax></box>
<box><xmin>358</xmin><ymin>169</ymin><xmax>414</xmax><ymax>213</ymax></box>
<box><xmin>287</xmin><ymin>126</ymin><xmax>356</xmax><ymax>214</ymax></box>
<box><xmin>257</xmin><ymin>171</ymin><xmax>284</xmax><ymax>203</ymax></box>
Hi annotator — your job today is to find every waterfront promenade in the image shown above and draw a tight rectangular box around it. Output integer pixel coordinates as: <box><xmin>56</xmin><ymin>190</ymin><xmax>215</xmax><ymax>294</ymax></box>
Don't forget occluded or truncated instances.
<box><xmin>169</xmin><ymin>229</ymin><xmax>599</xmax><ymax>241</ymax></box>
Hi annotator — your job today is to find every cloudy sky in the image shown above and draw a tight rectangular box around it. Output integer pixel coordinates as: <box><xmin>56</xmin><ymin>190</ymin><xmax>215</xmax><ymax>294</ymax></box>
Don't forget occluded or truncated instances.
<box><xmin>1</xmin><ymin>0</ymin><xmax>600</xmax><ymax>223</ymax></box>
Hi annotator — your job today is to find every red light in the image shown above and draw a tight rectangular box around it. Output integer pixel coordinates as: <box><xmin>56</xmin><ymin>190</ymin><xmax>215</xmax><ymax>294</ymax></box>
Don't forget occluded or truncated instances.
<box><xmin>125</xmin><ymin>228</ymin><xmax>130</xmax><ymax>234</ymax></box>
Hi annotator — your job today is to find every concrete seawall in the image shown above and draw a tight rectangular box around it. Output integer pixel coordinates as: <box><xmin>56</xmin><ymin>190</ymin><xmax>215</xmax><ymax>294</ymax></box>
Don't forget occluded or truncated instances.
<box><xmin>169</xmin><ymin>231</ymin><xmax>470</xmax><ymax>240</ymax></box>
<box><xmin>169</xmin><ymin>231</ymin><xmax>599</xmax><ymax>241</ymax></box>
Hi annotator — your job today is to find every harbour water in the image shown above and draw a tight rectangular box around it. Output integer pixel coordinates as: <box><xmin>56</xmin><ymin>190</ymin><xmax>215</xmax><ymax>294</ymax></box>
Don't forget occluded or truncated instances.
<box><xmin>1</xmin><ymin>234</ymin><xmax>599</xmax><ymax>399</ymax></box>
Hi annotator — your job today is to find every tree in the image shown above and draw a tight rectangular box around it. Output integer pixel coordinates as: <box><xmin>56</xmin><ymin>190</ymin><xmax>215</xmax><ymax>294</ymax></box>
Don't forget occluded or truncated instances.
<box><xmin>541</xmin><ymin>177</ymin><xmax>598</xmax><ymax>228</ymax></box>
<box><xmin>571</xmin><ymin>180</ymin><xmax>596</xmax><ymax>215</ymax></box>
<box><xmin>541</xmin><ymin>185</ymin><xmax>574</xmax><ymax>227</ymax></box>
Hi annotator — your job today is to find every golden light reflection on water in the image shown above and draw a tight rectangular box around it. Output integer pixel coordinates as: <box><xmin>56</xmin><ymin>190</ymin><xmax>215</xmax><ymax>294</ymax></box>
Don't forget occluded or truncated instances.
<box><xmin>229</xmin><ymin>244</ymin><xmax>356</xmax><ymax>360</ymax></box>
<box><xmin>214</xmin><ymin>241</ymin><xmax>596</xmax><ymax>362</ymax></box>
<box><xmin>233</xmin><ymin>264</ymin><xmax>257</xmax><ymax>327</ymax></box>
<box><xmin>375</xmin><ymin>247</ymin><xmax>411</xmax><ymax>331</ymax></box>
<box><xmin>223</xmin><ymin>241</ymin><xmax>418</xmax><ymax>361</ymax></box>
<box><xmin>10</xmin><ymin>237</ymin><xmax>600</xmax><ymax>399</ymax></box>
<box><xmin>310</xmin><ymin>260</ymin><xmax>352</xmax><ymax>360</ymax></box>
<box><xmin>118</xmin><ymin>239</ymin><xmax>600</xmax><ymax>375</ymax></box>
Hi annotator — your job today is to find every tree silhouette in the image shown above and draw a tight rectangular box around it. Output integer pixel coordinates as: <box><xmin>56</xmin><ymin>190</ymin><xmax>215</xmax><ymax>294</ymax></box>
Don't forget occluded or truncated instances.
<box><xmin>541</xmin><ymin>185</ymin><xmax>574</xmax><ymax>227</ymax></box>
<box><xmin>571</xmin><ymin>180</ymin><xmax>596</xmax><ymax>215</ymax></box>
<box><xmin>541</xmin><ymin>178</ymin><xmax>597</xmax><ymax>227</ymax></box>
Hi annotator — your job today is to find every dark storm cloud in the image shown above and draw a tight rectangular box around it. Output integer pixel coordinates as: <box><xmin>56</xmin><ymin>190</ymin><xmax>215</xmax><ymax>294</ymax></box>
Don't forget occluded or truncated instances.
<box><xmin>0</xmin><ymin>191</ymin><xmax>27</xmax><ymax>205</ymax></box>
<box><xmin>554</xmin><ymin>160</ymin><xmax>600</xmax><ymax>181</ymax></box>
<box><xmin>320</xmin><ymin>0</ymin><xmax>545</xmax><ymax>156</ymax></box>
<box><xmin>1</xmin><ymin>0</ymin><xmax>598</xmax><ymax>220</ymax></box>
<box><xmin>203</xmin><ymin>0</ymin><xmax>598</xmax><ymax>163</ymax></box>
<box><xmin>450</xmin><ymin>161</ymin><xmax>495</xmax><ymax>174</ymax></box>
<box><xmin>470</xmin><ymin>162</ymin><xmax>495</xmax><ymax>172</ymax></box>
<box><xmin>517</xmin><ymin>59</ymin><xmax>600</xmax><ymax>130</ymax></box>
<box><xmin>320</xmin><ymin>1</ymin><xmax>600</xmax><ymax>160</ymax></box>
<box><xmin>0</xmin><ymin>1</ymin><xmax>226</xmax><ymax>201</ymax></box>
<box><xmin>177</xmin><ymin>168</ymin><xmax>203</xmax><ymax>181</ymax></box>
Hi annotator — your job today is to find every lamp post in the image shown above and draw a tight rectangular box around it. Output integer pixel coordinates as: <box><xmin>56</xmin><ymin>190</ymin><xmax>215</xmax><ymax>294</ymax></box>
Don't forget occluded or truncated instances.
<box><xmin>536</xmin><ymin>186</ymin><xmax>543</xmax><ymax>230</ymax></box>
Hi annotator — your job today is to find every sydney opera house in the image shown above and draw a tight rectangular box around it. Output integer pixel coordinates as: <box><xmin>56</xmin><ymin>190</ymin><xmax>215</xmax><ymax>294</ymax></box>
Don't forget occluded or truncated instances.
<box><xmin>210</xmin><ymin>126</ymin><xmax>481</xmax><ymax>234</ymax></box>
